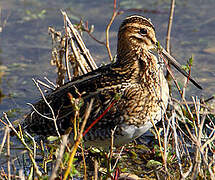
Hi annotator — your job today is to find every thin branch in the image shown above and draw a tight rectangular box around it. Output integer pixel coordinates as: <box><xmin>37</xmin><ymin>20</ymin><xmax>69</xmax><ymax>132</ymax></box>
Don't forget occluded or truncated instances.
<box><xmin>165</xmin><ymin>0</ymin><xmax>175</xmax><ymax>87</ymax></box>
<box><xmin>44</xmin><ymin>77</ymin><xmax>57</xmax><ymax>89</ymax></box>
<box><xmin>32</xmin><ymin>78</ymin><xmax>60</xmax><ymax>137</ymax></box>
<box><xmin>166</xmin><ymin>0</ymin><xmax>175</xmax><ymax>53</ymax></box>
<box><xmin>82</xmin><ymin>22</ymin><xmax>106</xmax><ymax>45</ymax></box>
<box><xmin>26</xmin><ymin>103</ymin><xmax>54</xmax><ymax>121</ymax></box>
<box><xmin>105</xmin><ymin>0</ymin><xmax>119</xmax><ymax>61</ymax></box>
<box><xmin>36</xmin><ymin>79</ymin><xmax>55</xmax><ymax>90</ymax></box>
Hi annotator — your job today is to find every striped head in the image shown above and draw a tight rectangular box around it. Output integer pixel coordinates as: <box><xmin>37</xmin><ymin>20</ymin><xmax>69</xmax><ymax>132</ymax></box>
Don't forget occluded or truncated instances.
<box><xmin>117</xmin><ymin>15</ymin><xmax>157</xmax><ymax>57</ymax></box>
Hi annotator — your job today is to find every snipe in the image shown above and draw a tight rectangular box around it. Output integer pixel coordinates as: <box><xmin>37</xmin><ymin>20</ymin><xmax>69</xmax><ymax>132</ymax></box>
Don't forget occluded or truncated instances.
<box><xmin>22</xmin><ymin>15</ymin><xmax>201</xmax><ymax>148</ymax></box>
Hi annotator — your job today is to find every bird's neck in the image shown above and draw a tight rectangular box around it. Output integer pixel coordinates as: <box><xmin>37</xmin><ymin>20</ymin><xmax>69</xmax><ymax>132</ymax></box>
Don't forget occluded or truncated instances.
<box><xmin>116</xmin><ymin>48</ymin><xmax>159</xmax><ymax>82</ymax></box>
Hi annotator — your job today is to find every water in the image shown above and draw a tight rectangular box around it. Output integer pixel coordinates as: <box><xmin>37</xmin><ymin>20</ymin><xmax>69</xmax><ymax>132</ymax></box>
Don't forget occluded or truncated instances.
<box><xmin>0</xmin><ymin>0</ymin><xmax>215</xmax><ymax>176</ymax></box>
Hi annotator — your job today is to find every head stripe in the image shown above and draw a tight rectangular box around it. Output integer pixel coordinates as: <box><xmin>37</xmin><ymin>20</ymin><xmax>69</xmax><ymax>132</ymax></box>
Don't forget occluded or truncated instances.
<box><xmin>120</xmin><ymin>15</ymin><xmax>155</xmax><ymax>31</ymax></box>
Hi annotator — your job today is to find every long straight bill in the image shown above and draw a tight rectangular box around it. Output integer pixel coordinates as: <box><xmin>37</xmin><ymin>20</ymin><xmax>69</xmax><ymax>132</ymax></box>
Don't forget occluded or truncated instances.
<box><xmin>159</xmin><ymin>46</ymin><xmax>202</xmax><ymax>90</ymax></box>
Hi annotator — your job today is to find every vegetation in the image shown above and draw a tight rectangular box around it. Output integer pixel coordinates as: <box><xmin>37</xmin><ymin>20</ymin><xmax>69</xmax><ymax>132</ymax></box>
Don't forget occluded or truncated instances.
<box><xmin>0</xmin><ymin>0</ymin><xmax>215</xmax><ymax>179</ymax></box>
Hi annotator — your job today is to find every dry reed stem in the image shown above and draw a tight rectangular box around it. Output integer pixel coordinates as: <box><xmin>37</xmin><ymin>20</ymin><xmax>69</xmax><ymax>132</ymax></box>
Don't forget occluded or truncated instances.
<box><xmin>63</xmin><ymin>99</ymin><xmax>94</xmax><ymax>180</ymax></box>
<box><xmin>18</xmin><ymin>169</ymin><xmax>25</xmax><ymax>180</ymax></box>
<box><xmin>61</xmin><ymin>12</ymin><xmax>97</xmax><ymax>75</ymax></box>
<box><xmin>160</xmin><ymin>9</ymin><xmax>207</xmax><ymax>174</ymax></box>
<box><xmin>208</xmin><ymin>157</ymin><xmax>215</xmax><ymax>179</ymax></box>
<box><xmin>39</xmin><ymin>140</ymin><xmax>47</xmax><ymax>174</ymax></box>
<box><xmin>80</xmin><ymin>143</ymin><xmax>87</xmax><ymax>180</ymax></box>
<box><xmin>70</xmin><ymin>35</ymin><xmax>88</xmax><ymax>74</ymax></box>
<box><xmin>49</xmin><ymin>134</ymin><xmax>69</xmax><ymax>180</ymax></box>
<box><xmin>94</xmin><ymin>158</ymin><xmax>98</xmax><ymax>180</ymax></box>
<box><xmin>159</xmin><ymin>50</ymin><xmax>197</xmax><ymax>133</ymax></box>
<box><xmin>0</xmin><ymin>125</ymin><xmax>8</xmax><ymax>155</ymax></box>
<box><xmin>109</xmin><ymin>126</ymin><xmax>117</xmax><ymax>160</ymax></box>
<box><xmin>171</xmin><ymin>109</ymin><xmax>193</xmax><ymax>179</ymax></box>
<box><xmin>107</xmin><ymin>126</ymin><xmax>117</xmax><ymax>175</ymax></box>
<box><xmin>49</xmin><ymin>27</ymin><xmax>65</xmax><ymax>86</ymax></box>
<box><xmin>112</xmin><ymin>146</ymin><xmax>124</xmax><ymax>171</ymax></box>
<box><xmin>56</xmin><ymin>49</ymin><xmax>66</xmax><ymax>87</ymax></box>
<box><xmin>25</xmin><ymin>132</ymin><xmax>37</xmax><ymax>178</ymax></box>
<box><xmin>158</xmin><ymin>66</ymin><xmax>172</xmax><ymax>174</ymax></box>
<box><xmin>61</xmin><ymin>10</ymin><xmax>97</xmax><ymax>71</ymax></box>
<box><xmin>63</xmin><ymin>14</ymin><xmax>72</xmax><ymax>81</ymax></box>
<box><xmin>3</xmin><ymin>113</ymin><xmax>42</xmax><ymax>177</ymax></box>
<box><xmin>172</xmin><ymin>97</ymin><xmax>215</xmax><ymax>178</ymax></box>
<box><xmin>162</xmin><ymin>114</ymin><xmax>171</xmax><ymax>174</ymax></box>
<box><xmin>151</xmin><ymin>118</ymin><xmax>169</xmax><ymax>176</ymax></box>
<box><xmin>6</xmin><ymin>126</ymin><xmax>11</xmax><ymax>180</ymax></box>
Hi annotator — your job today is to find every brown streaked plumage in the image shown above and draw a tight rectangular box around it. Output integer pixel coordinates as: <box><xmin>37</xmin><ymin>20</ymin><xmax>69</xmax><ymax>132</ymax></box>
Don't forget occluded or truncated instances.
<box><xmin>22</xmin><ymin>15</ymin><xmax>201</xmax><ymax>148</ymax></box>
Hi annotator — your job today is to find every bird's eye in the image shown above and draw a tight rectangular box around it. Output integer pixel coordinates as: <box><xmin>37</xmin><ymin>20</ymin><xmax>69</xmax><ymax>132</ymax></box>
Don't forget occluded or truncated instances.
<box><xmin>139</xmin><ymin>28</ymin><xmax>147</xmax><ymax>35</ymax></box>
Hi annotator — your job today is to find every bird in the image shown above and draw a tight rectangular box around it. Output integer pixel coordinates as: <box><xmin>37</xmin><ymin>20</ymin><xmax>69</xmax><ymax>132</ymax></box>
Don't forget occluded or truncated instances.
<box><xmin>21</xmin><ymin>15</ymin><xmax>201</xmax><ymax>148</ymax></box>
